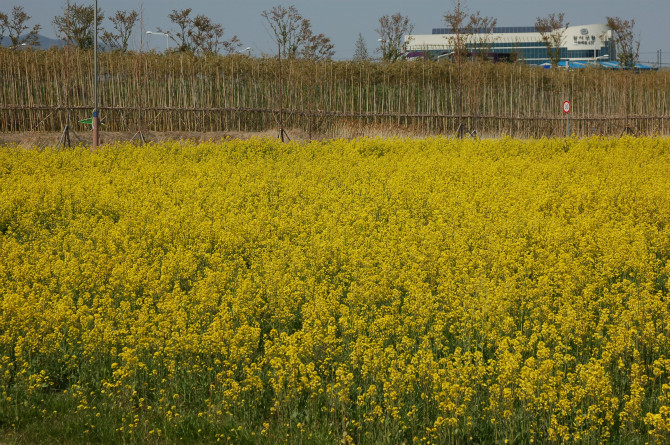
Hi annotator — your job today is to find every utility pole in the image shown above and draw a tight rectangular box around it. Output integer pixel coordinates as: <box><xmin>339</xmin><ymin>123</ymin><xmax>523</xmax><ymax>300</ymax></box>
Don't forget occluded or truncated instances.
<box><xmin>658</xmin><ymin>49</ymin><xmax>662</xmax><ymax>69</ymax></box>
<box><xmin>92</xmin><ymin>0</ymin><xmax>100</xmax><ymax>149</ymax></box>
<box><xmin>277</xmin><ymin>40</ymin><xmax>289</xmax><ymax>142</ymax></box>
<box><xmin>279</xmin><ymin>40</ymin><xmax>283</xmax><ymax>141</ymax></box>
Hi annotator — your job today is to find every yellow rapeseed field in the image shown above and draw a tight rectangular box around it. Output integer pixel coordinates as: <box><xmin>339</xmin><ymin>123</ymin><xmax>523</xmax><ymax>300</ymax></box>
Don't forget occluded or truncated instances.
<box><xmin>1</xmin><ymin>137</ymin><xmax>669</xmax><ymax>444</ymax></box>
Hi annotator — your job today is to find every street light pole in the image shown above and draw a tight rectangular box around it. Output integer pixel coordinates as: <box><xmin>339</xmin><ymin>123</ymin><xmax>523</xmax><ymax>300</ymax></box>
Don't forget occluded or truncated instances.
<box><xmin>146</xmin><ymin>31</ymin><xmax>170</xmax><ymax>51</ymax></box>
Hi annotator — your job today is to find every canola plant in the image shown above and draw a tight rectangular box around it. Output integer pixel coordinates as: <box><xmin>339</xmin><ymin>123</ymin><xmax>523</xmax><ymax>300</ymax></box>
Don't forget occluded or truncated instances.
<box><xmin>1</xmin><ymin>137</ymin><xmax>670</xmax><ymax>444</ymax></box>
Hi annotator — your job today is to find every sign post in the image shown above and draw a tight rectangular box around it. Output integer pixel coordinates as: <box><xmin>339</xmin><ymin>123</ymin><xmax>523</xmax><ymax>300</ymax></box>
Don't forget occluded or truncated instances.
<box><xmin>563</xmin><ymin>100</ymin><xmax>571</xmax><ymax>136</ymax></box>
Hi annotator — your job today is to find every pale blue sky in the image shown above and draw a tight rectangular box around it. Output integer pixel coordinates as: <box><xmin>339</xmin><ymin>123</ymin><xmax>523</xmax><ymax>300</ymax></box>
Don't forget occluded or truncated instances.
<box><xmin>10</xmin><ymin>0</ymin><xmax>670</xmax><ymax>63</ymax></box>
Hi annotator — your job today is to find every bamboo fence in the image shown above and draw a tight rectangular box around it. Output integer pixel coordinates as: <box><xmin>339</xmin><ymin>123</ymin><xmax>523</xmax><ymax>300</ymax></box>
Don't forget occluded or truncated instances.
<box><xmin>1</xmin><ymin>47</ymin><xmax>668</xmax><ymax>137</ymax></box>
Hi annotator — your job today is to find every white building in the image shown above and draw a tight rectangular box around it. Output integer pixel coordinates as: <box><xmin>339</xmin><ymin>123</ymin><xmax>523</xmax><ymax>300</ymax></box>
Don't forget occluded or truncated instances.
<box><xmin>405</xmin><ymin>24</ymin><xmax>613</xmax><ymax>65</ymax></box>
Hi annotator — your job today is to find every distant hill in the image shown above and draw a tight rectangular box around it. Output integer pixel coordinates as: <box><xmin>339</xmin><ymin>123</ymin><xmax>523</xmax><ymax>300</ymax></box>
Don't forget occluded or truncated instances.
<box><xmin>0</xmin><ymin>34</ymin><xmax>64</xmax><ymax>49</ymax></box>
<box><xmin>37</xmin><ymin>35</ymin><xmax>65</xmax><ymax>49</ymax></box>
<box><xmin>1</xmin><ymin>35</ymin><xmax>118</xmax><ymax>50</ymax></box>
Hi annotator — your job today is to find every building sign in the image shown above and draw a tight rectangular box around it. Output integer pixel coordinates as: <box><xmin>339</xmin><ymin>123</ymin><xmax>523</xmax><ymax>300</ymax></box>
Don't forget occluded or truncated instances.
<box><xmin>573</xmin><ymin>34</ymin><xmax>597</xmax><ymax>46</ymax></box>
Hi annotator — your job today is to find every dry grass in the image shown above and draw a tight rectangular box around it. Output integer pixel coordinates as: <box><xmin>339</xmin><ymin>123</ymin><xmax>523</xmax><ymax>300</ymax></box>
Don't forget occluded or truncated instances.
<box><xmin>0</xmin><ymin>124</ymin><xmax>437</xmax><ymax>150</ymax></box>
<box><xmin>0</xmin><ymin>130</ymin><xmax>276</xmax><ymax>150</ymax></box>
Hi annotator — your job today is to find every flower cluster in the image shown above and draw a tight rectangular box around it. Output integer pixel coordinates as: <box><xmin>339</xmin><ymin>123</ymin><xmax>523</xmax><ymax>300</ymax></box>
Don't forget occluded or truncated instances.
<box><xmin>1</xmin><ymin>136</ymin><xmax>669</xmax><ymax>443</ymax></box>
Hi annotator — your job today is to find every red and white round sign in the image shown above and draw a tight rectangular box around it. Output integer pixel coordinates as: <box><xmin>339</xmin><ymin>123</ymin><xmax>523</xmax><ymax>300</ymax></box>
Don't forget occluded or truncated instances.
<box><xmin>562</xmin><ymin>100</ymin><xmax>571</xmax><ymax>114</ymax></box>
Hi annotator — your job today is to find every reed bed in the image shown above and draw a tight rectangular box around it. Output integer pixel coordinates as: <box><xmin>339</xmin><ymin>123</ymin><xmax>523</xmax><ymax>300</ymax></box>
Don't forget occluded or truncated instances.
<box><xmin>0</xmin><ymin>47</ymin><xmax>668</xmax><ymax>137</ymax></box>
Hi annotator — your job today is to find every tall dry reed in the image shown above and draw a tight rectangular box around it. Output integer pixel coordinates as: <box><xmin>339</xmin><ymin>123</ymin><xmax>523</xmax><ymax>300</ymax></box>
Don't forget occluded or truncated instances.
<box><xmin>0</xmin><ymin>47</ymin><xmax>668</xmax><ymax>137</ymax></box>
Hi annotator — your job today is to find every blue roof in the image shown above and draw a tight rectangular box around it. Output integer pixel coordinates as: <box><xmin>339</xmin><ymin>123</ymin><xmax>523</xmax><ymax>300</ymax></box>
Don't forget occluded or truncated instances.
<box><xmin>537</xmin><ymin>61</ymin><xmax>661</xmax><ymax>70</ymax></box>
<box><xmin>539</xmin><ymin>60</ymin><xmax>641</xmax><ymax>69</ymax></box>
<box><xmin>558</xmin><ymin>60</ymin><xmax>588</xmax><ymax>68</ymax></box>
<box><xmin>598</xmin><ymin>61</ymin><xmax>622</xmax><ymax>69</ymax></box>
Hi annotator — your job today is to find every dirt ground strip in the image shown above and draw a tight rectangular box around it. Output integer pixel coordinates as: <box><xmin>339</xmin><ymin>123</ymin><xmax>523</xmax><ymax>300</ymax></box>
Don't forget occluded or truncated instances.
<box><xmin>0</xmin><ymin>121</ymin><xmax>439</xmax><ymax>149</ymax></box>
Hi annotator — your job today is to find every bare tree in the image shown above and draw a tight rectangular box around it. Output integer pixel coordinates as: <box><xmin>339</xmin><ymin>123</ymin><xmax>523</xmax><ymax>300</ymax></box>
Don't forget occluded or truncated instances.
<box><xmin>220</xmin><ymin>35</ymin><xmax>242</xmax><ymax>55</ymax></box>
<box><xmin>353</xmin><ymin>33</ymin><xmax>369</xmax><ymax>61</ymax></box>
<box><xmin>465</xmin><ymin>10</ymin><xmax>496</xmax><ymax>136</ymax></box>
<box><xmin>261</xmin><ymin>5</ymin><xmax>334</xmax><ymax>60</ymax></box>
<box><xmin>443</xmin><ymin>1</ymin><xmax>468</xmax><ymax>61</ymax></box>
<box><xmin>54</xmin><ymin>2</ymin><xmax>104</xmax><ymax>49</ymax></box>
<box><xmin>190</xmin><ymin>15</ymin><xmax>224</xmax><ymax>54</ymax></box>
<box><xmin>606</xmin><ymin>16</ymin><xmax>639</xmax><ymax>69</ymax></box>
<box><xmin>161</xmin><ymin>9</ymin><xmax>240</xmax><ymax>55</ymax></box>
<box><xmin>262</xmin><ymin>5</ymin><xmax>303</xmax><ymax>58</ymax></box>
<box><xmin>192</xmin><ymin>14</ymin><xmax>240</xmax><ymax>55</ymax></box>
<box><xmin>441</xmin><ymin>1</ymin><xmax>497</xmax><ymax>137</ymax></box>
<box><xmin>6</xmin><ymin>6</ymin><xmax>41</xmax><ymax>48</ymax></box>
<box><xmin>443</xmin><ymin>0</ymin><xmax>469</xmax><ymax>137</ymax></box>
<box><xmin>467</xmin><ymin>11</ymin><xmax>497</xmax><ymax>60</ymax></box>
<box><xmin>101</xmin><ymin>9</ymin><xmax>138</xmax><ymax>52</ymax></box>
<box><xmin>162</xmin><ymin>8</ymin><xmax>193</xmax><ymax>52</ymax></box>
<box><xmin>535</xmin><ymin>13</ymin><xmax>569</xmax><ymax>67</ymax></box>
<box><xmin>301</xmin><ymin>32</ymin><xmax>334</xmax><ymax>60</ymax></box>
<box><xmin>606</xmin><ymin>16</ymin><xmax>640</xmax><ymax>135</ymax></box>
<box><xmin>0</xmin><ymin>12</ymin><xmax>8</xmax><ymax>46</ymax></box>
<box><xmin>376</xmin><ymin>13</ymin><xmax>413</xmax><ymax>62</ymax></box>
